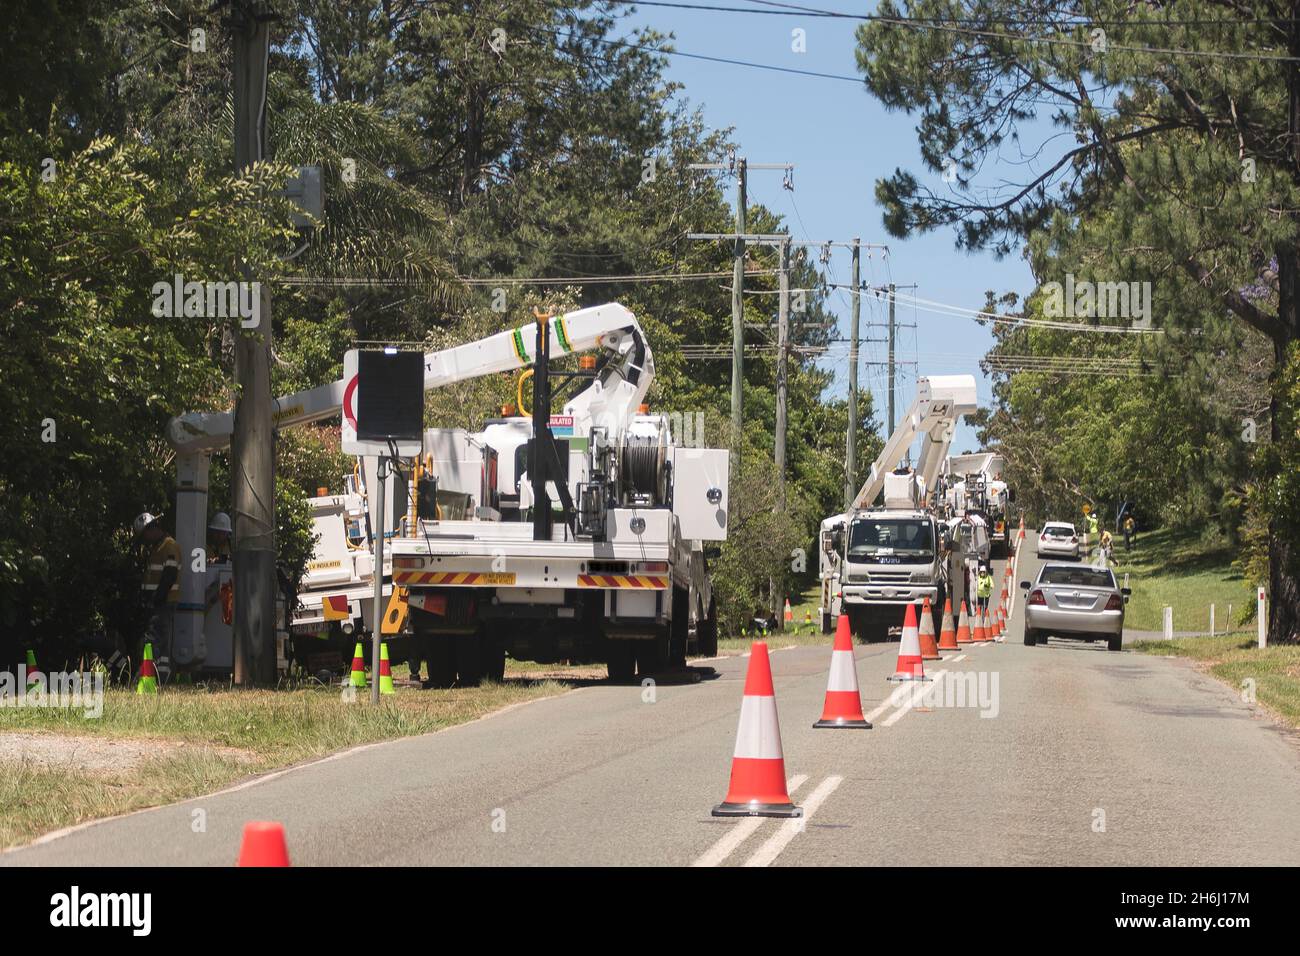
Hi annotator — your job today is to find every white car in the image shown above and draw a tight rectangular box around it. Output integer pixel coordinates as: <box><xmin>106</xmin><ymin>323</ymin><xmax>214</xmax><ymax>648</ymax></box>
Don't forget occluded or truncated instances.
<box><xmin>1036</xmin><ymin>522</ymin><xmax>1080</xmax><ymax>560</ymax></box>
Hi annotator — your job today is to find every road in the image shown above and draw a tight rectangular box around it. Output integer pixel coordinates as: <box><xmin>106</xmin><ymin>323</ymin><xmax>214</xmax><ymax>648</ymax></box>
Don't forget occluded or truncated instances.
<box><xmin>6</xmin><ymin>549</ymin><xmax>1300</xmax><ymax>866</ymax></box>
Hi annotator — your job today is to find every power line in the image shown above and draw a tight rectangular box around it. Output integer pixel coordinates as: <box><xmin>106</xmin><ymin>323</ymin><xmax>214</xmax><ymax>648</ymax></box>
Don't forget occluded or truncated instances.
<box><xmin>281</xmin><ymin>268</ymin><xmax>778</xmax><ymax>288</ymax></box>
<box><xmin>726</xmin><ymin>0</ymin><xmax>1300</xmax><ymax>62</ymax></box>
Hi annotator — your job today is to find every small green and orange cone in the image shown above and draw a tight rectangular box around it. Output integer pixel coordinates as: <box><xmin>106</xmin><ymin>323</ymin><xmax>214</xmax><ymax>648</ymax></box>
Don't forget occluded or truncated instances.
<box><xmin>378</xmin><ymin>642</ymin><xmax>395</xmax><ymax>696</ymax></box>
<box><xmin>349</xmin><ymin>641</ymin><xmax>367</xmax><ymax>688</ymax></box>
<box><xmin>136</xmin><ymin>642</ymin><xmax>159</xmax><ymax>695</ymax></box>
<box><xmin>24</xmin><ymin>648</ymin><xmax>43</xmax><ymax>690</ymax></box>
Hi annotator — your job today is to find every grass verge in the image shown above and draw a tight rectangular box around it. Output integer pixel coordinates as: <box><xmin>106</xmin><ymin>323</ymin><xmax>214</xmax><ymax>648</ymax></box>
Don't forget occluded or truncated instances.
<box><xmin>1107</xmin><ymin>526</ymin><xmax>1255</xmax><ymax>632</ymax></box>
<box><xmin>0</xmin><ymin>677</ymin><xmax>563</xmax><ymax>850</ymax></box>
<box><xmin>1132</xmin><ymin>634</ymin><xmax>1300</xmax><ymax>730</ymax></box>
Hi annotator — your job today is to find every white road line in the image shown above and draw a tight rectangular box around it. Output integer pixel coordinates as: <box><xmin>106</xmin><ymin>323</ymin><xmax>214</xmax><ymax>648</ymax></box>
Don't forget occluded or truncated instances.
<box><xmin>692</xmin><ymin>774</ymin><xmax>809</xmax><ymax>867</ymax></box>
<box><xmin>864</xmin><ymin>682</ymin><xmax>913</xmax><ymax>723</ymax></box>
<box><xmin>742</xmin><ymin>775</ymin><xmax>844</xmax><ymax>867</ymax></box>
<box><xmin>880</xmin><ymin>670</ymin><xmax>946</xmax><ymax>726</ymax></box>
<box><xmin>950</xmin><ymin>653</ymin><xmax>967</xmax><ymax>662</ymax></box>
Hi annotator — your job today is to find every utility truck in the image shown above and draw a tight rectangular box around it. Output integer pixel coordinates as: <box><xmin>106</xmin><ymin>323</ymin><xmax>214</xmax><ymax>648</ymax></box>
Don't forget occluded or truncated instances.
<box><xmin>818</xmin><ymin>375</ymin><xmax>978</xmax><ymax>641</ymax></box>
<box><xmin>942</xmin><ymin>452</ymin><xmax>1014</xmax><ymax>557</ymax></box>
<box><xmin>165</xmin><ymin>303</ymin><xmax>727</xmax><ymax>684</ymax></box>
<box><xmin>378</xmin><ymin>304</ymin><xmax>728</xmax><ymax>684</ymax></box>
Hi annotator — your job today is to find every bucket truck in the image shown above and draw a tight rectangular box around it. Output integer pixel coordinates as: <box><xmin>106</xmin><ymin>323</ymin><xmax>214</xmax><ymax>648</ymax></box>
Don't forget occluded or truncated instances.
<box><xmin>166</xmin><ymin>303</ymin><xmax>727</xmax><ymax>684</ymax></box>
<box><xmin>817</xmin><ymin>375</ymin><xmax>978</xmax><ymax>642</ymax></box>
<box><xmin>943</xmin><ymin>452</ymin><xmax>1014</xmax><ymax>557</ymax></box>
<box><xmin>376</xmin><ymin>303</ymin><xmax>729</xmax><ymax>684</ymax></box>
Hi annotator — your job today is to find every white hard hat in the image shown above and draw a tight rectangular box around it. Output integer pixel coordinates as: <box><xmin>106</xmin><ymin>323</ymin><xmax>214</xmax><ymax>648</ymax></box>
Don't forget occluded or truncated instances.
<box><xmin>132</xmin><ymin>512</ymin><xmax>159</xmax><ymax>537</ymax></box>
<box><xmin>208</xmin><ymin>512</ymin><xmax>232</xmax><ymax>534</ymax></box>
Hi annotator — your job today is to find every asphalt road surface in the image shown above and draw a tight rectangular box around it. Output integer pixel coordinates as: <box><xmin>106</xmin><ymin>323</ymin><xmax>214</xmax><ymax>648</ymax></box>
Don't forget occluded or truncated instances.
<box><xmin>6</xmin><ymin>550</ymin><xmax>1300</xmax><ymax>866</ymax></box>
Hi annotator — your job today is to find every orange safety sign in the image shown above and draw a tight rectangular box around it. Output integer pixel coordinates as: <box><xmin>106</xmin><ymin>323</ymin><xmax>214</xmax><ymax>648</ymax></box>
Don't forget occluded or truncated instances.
<box><xmin>382</xmin><ymin>587</ymin><xmax>409</xmax><ymax>635</ymax></box>
<box><xmin>322</xmin><ymin>594</ymin><xmax>351</xmax><ymax>621</ymax></box>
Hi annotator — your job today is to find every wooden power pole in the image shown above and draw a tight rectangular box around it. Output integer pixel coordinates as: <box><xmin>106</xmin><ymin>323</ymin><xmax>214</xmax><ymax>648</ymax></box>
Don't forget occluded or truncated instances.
<box><xmin>231</xmin><ymin>2</ymin><xmax>277</xmax><ymax>685</ymax></box>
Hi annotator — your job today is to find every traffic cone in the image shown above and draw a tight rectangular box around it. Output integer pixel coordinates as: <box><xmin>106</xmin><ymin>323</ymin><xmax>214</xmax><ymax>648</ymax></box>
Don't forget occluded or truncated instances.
<box><xmin>712</xmin><ymin>642</ymin><xmax>803</xmax><ymax>818</ymax></box>
<box><xmin>937</xmin><ymin>599</ymin><xmax>959</xmax><ymax>652</ymax></box>
<box><xmin>814</xmin><ymin>613</ymin><xmax>871</xmax><ymax>729</ymax></box>
<box><xmin>990</xmin><ymin>607</ymin><xmax>1003</xmax><ymax>640</ymax></box>
<box><xmin>918</xmin><ymin>598</ymin><xmax>941</xmax><ymax>660</ymax></box>
<box><xmin>378</xmin><ymin>642</ymin><xmax>395</xmax><ymax>695</ymax></box>
<box><xmin>955</xmin><ymin>600</ymin><xmax>972</xmax><ymax>645</ymax></box>
<box><xmin>783</xmin><ymin>598</ymin><xmax>793</xmax><ymax>624</ymax></box>
<box><xmin>887</xmin><ymin>603</ymin><xmax>930</xmax><ymax>681</ymax></box>
<box><xmin>237</xmin><ymin>821</ymin><xmax>291</xmax><ymax>867</ymax></box>
<box><xmin>24</xmin><ymin>649</ymin><xmax>43</xmax><ymax>691</ymax></box>
<box><xmin>349</xmin><ymin>641</ymin><xmax>367</xmax><ymax>688</ymax></box>
<box><xmin>972</xmin><ymin>609</ymin><xmax>986</xmax><ymax>643</ymax></box>
<box><xmin>136</xmin><ymin>642</ymin><xmax>159</xmax><ymax>695</ymax></box>
<box><xmin>976</xmin><ymin>609</ymin><xmax>992</xmax><ymax>643</ymax></box>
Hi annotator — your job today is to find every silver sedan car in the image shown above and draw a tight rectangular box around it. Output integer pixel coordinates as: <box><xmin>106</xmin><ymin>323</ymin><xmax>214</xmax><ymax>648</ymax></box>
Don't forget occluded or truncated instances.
<box><xmin>1036</xmin><ymin>521</ymin><xmax>1081</xmax><ymax>560</ymax></box>
<box><xmin>1020</xmin><ymin>563</ymin><xmax>1130</xmax><ymax>651</ymax></box>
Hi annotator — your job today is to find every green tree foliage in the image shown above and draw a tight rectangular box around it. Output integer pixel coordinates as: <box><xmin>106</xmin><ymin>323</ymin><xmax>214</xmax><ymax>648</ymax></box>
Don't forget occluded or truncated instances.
<box><xmin>856</xmin><ymin>1</ymin><xmax>1300</xmax><ymax>640</ymax></box>
<box><xmin>0</xmin><ymin>131</ymin><xmax>296</xmax><ymax>661</ymax></box>
<box><xmin>0</xmin><ymin>0</ymin><xmax>876</xmax><ymax>659</ymax></box>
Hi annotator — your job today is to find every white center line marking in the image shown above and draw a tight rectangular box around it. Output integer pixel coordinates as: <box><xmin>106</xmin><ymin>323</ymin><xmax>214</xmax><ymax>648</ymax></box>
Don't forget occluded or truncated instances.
<box><xmin>880</xmin><ymin>670</ymin><xmax>946</xmax><ymax>726</ymax></box>
<box><xmin>742</xmin><ymin>775</ymin><xmax>844</xmax><ymax>867</ymax></box>
<box><xmin>692</xmin><ymin>774</ymin><xmax>809</xmax><ymax>867</ymax></box>
<box><xmin>864</xmin><ymin>682</ymin><xmax>914</xmax><ymax>723</ymax></box>
<box><xmin>951</xmin><ymin>653</ymin><xmax>967</xmax><ymax>662</ymax></box>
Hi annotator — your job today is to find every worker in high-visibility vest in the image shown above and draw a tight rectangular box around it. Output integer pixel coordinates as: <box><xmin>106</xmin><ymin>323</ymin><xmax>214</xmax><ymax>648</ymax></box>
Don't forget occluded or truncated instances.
<box><xmin>134</xmin><ymin>512</ymin><xmax>179</xmax><ymax>681</ymax></box>
<box><xmin>1086</xmin><ymin>512</ymin><xmax>1100</xmax><ymax>552</ymax></box>
<box><xmin>976</xmin><ymin>565</ymin><xmax>994</xmax><ymax>616</ymax></box>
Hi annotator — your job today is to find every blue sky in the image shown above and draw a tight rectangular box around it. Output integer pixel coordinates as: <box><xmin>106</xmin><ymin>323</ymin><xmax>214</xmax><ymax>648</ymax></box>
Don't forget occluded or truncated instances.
<box><xmin>618</xmin><ymin>1</ymin><xmax>1036</xmax><ymax>452</ymax></box>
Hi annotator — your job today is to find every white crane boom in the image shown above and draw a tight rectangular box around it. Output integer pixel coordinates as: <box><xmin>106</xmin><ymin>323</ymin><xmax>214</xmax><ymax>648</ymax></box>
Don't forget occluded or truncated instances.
<box><xmin>167</xmin><ymin>303</ymin><xmax>651</xmax><ymax>454</ymax></box>
<box><xmin>848</xmin><ymin>374</ymin><xmax>978</xmax><ymax>512</ymax></box>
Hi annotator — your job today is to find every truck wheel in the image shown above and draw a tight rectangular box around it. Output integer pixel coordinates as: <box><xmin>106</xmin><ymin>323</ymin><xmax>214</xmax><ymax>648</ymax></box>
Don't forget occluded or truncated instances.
<box><xmin>480</xmin><ymin>629</ymin><xmax>506</xmax><ymax>683</ymax></box>
<box><xmin>697</xmin><ymin>600</ymin><xmax>719</xmax><ymax>658</ymax></box>
<box><xmin>606</xmin><ymin>641</ymin><xmax>635</xmax><ymax>682</ymax></box>
<box><xmin>669</xmin><ymin>588</ymin><xmax>689</xmax><ymax>668</ymax></box>
<box><xmin>427</xmin><ymin>638</ymin><xmax>457</xmax><ymax>688</ymax></box>
<box><xmin>637</xmin><ymin>633</ymin><xmax>670</xmax><ymax>676</ymax></box>
<box><xmin>454</xmin><ymin>633</ymin><xmax>483</xmax><ymax>686</ymax></box>
<box><xmin>846</xmin><ymin>608</ymin><xmax>866</xmax><ymax>641</ymax></box>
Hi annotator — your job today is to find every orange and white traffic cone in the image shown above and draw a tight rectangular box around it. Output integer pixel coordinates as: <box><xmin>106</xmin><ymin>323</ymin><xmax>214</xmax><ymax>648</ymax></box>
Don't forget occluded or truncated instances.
<box><xmin>713</xmin><ymin>642</ymin><xmax>803</xmax><ymax>818</ymax></box>
<box><xmin>887</xmin><ymin>603</ymin><xmax>930</xmax><ymax>681</ymax></box>
<box><xmin>980</xmin><ymin>608</ymin><xmax>995</xmax><ymax>642</ymax></box>
<box><xmin>783</xmin><ymin>598</ymin><xmax>793</xmax><ymax>625</ymax></box>
<box><xmin>972</xmin><ymin>608</ymin><xmax>988</xmax><ymax>643</ymax></box>
<box><xmin>955</xmin><ymin>600</ymin><xmax>972</xmax><ymax>645</ymax></box>
<box><xmin>814</xmin><ymin>613</ymin><xmax>871</xmax><ymax>729</ymax></box>
<box><xmin>937</xmin><ymin>598</ymin><xmax>959</xmax><ymax>652</ymax></box>
<box><xmin>990</xmin><ymin>607</ymin><xmax>1003</xmax><ymax>640</ymax></box>
<box><xmin>918</xmin><ymin>598</ymin><xmax>941</xmax><ymax>660</ymax></box>
<box><xmin>237</xmin><ymin>821</ymin><xmax>291</xmax><ymax>867</ymax></box>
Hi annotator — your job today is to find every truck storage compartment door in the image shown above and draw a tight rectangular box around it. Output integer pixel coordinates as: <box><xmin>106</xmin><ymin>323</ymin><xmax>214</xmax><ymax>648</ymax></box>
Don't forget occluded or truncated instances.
<box><xmin>670</xmin><ymin>448</ymin><xmax>729</xmax><ymax>540</ymax></box>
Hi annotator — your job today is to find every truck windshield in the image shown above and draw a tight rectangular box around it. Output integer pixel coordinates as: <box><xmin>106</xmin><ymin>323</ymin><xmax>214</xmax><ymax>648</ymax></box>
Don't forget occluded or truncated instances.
<box><xmin>848</xmin><ymin>518</ymin><xmax>934</xmax><ymax>558</ymax></box>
